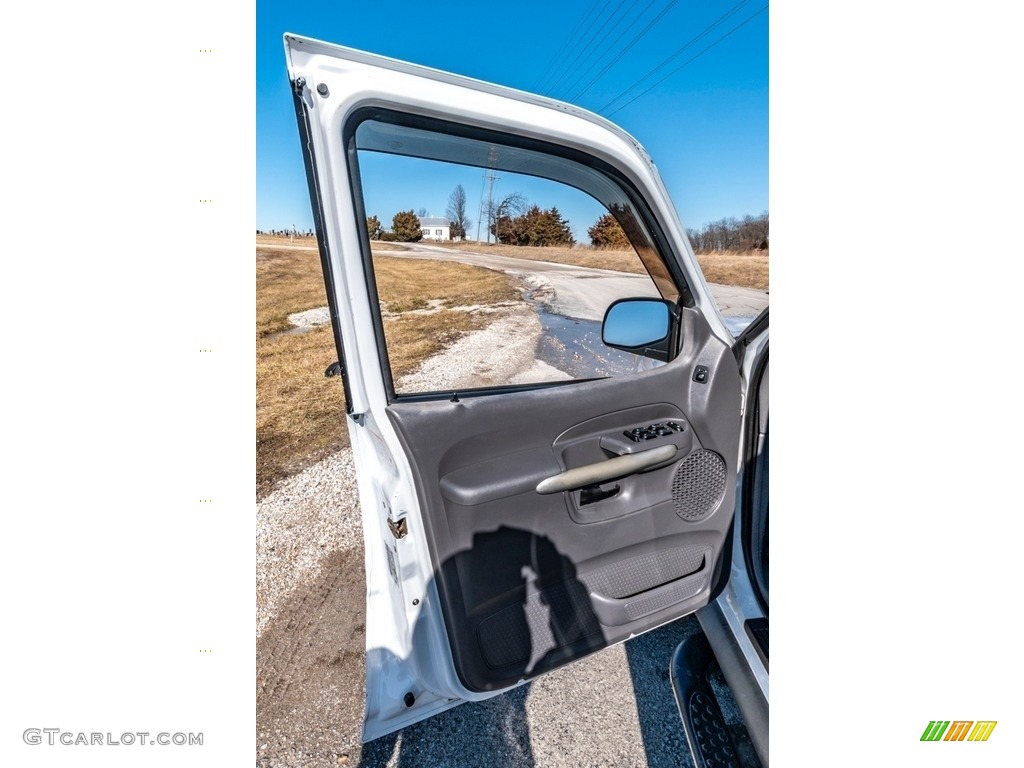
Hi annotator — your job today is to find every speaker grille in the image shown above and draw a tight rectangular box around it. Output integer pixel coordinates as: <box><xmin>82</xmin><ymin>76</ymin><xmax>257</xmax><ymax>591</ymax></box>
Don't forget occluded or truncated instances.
<box><xmin>671</xmin><ymin>450</ymin><xmax>727</xmax><ymax>521</ymax></box>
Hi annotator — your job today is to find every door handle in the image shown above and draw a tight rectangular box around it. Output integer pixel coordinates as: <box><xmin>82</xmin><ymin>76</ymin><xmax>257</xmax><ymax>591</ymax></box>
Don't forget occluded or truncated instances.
<box><xmin>535</xmin><ymin>444</ymin><xmax>678</xmax><ymax>495</ymax></box>
<box><xmin>580</xmin><ymin>483</ymin><xmax>621</xmax><ymax>506</ymax></box>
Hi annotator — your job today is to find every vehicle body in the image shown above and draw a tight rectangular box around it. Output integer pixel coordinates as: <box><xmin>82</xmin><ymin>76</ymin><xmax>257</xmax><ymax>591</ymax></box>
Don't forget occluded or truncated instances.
<box><xmin>284</xmin><ymin>33</ymin><xmax>768</xmax><ymax>767</ymax></box>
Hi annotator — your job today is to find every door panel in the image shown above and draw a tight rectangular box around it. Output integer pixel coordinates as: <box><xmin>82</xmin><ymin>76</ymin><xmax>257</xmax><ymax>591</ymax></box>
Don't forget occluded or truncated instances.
<box><xmin>386</xmin><ymin>309</ymin><xmax>739</xmax><ymax>692</ymax></box>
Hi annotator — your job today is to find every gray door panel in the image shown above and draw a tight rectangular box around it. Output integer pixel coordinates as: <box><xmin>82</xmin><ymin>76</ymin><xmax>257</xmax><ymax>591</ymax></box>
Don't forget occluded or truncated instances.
<box><xmin>386</xmin><ymin>311</ymin><xmax>740</xmax><ymax>692</ymax></box>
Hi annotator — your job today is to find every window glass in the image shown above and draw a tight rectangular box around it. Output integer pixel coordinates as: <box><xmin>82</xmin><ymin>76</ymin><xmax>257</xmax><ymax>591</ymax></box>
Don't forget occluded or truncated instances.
<box><xmin>354</xmin><ymin>115</ymin><xmax>680</xmax><ymax>396</ymax></box>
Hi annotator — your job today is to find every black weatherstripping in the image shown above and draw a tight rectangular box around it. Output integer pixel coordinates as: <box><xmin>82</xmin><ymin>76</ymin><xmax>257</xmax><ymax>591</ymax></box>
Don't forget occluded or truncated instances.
<box><xmin>290</xmin><ymin>78</ymin><xmax>354</xmax><ymax>414</ymax></box>
<box><xmin>741</xmin><ymin>349</ymin><xmax>769</xmax><ymax>615</ymax></box>
<box><xmin>744</xmin><ymin>618</ymin><xmax>768</xmax><ymax>669</ymax></box>
<box><xmin>732</xmin><ymin>306</ymin><xmax>768</xmax><ymax>364</ymax></box>
<box><xmin>342</xmin><ymin>116</ymin><xmax>398</xmax><ymax>404</ymax></box>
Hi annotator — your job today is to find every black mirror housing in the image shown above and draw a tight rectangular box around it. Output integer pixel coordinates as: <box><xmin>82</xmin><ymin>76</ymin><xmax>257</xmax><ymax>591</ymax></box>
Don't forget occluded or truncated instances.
<box><xmin>601</xmin><ymin>298</ymin><xmax>677</xmax><ymax>362</ymax></box>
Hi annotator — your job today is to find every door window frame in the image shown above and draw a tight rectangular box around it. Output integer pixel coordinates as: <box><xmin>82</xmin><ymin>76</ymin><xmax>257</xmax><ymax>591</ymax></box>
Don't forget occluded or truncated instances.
<box><xmin>342</xmin><ymin>106</ymin><xmax>697</xmax><ymax>404</ymax></box>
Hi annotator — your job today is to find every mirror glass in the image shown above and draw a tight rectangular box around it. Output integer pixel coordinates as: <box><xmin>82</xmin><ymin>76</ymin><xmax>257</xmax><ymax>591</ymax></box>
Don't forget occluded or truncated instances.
<box><xmin>602</xmin><ymin>300</ymin><xmax>670</xmax><ymax>349</ymax></box>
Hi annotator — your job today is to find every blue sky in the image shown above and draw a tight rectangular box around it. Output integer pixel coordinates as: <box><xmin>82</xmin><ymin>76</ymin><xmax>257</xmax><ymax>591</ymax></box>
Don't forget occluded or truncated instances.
<box><xmin>256</xmin><ymin>0</ymin><xmax>768</xmax><ymax>236</ymax></box>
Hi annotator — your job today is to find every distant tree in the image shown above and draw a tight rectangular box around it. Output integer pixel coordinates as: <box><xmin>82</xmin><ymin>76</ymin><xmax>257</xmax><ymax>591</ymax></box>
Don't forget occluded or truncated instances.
<box><xmin>495</xmin><ymin>205</ymin><xmax>575</xmax><ymax>246</ymax></box>
<box><xmin>416</xmin><ymin>207</ymin><xmax>429</xmax><ymax>218</ymax></box>
<box><xmin>688</xmin><ymin>212</ymin><xmax>768</xmax><ymax>252</ymax></box>
<box><xmin>587</xmin><ymin>213</ymin><xmax>630</xmax><ymax>248</ymax></box>
<box><xmin>445</xmin><ymin>184</ymin><xmax>472</xmax><ymax>241</ymax></box>
<box><xmin>366</xmin><ymin>215</ymin><xmax>384</xmax><ymax>240</ymax></box>
<box><xmin>392</xmin><ymin>210</ymin><xmax>423</xmax><ymax>242</ymax></box>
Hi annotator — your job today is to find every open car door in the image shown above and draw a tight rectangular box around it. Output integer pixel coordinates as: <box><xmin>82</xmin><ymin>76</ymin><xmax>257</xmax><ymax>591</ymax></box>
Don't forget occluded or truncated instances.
<box><xmin>285</xmin><ymin>34</ymin><xmax>744</xmax><ymax>742</ymax></box>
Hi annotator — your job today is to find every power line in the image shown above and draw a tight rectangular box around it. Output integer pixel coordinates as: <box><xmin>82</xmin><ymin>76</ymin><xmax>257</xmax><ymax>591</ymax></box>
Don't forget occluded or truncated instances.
<box><xmin>533</xmin><ymin>1</ymin><xmax>604</xmax><ymax>93</ymax></box>
<box><xmin>606</xmin><ymin>5</ymin><xmax>768</xmax><ymax>116</ymax></box>
<box><xmin>544</xmin><ymin>0</ymin><xmax>618</xmax><ymax>95</ymax></box>
<box><xmin>597</xmin><ymin>0</ymin><xmax>755</xmax><ymax>110</ymax></box>
<box><xmin>538</xmin><ymin>0</ymin><xmax>612</xmax><ymax>94</ymax></box>
<box><xmin>549</xmin><ymin>0</ymin><xmax>637</xmax><ymax>99</ymax></box>
<box><xmin>557</xmin><ymin>0</ymin><xmax>643</xmax><ymax>99</ymax></box>
<box><xmin>565</xmin><ymin>0</ymin><xmax>680</xmax><ymax>102</ymax></box>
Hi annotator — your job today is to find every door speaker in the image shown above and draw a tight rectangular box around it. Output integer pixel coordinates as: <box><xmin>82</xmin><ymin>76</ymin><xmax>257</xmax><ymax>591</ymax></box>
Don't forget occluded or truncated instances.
<box><xmin>671</xmin><ymin>450</ymin><xmax>727</xmax><ymax>521</ymax></box>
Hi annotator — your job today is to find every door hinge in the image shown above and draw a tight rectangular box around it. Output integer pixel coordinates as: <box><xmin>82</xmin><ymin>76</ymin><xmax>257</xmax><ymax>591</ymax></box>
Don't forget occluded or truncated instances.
<box><xmin>387</xmin><ymin>517</ymin><xmax>408</xmax><ymax>539</ymax></box>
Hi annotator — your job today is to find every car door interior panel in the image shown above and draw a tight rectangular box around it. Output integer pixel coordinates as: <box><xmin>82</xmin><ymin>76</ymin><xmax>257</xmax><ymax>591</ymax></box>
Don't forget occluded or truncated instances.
<box><xmin>285</xmin><ymin>36</ymin><xmax>764</xmax><ymax>743</ymax></box>
<box><xmin>385</xmin><ymin>312</ymin><xmax>740</xmax><ymax>692</ymax></box>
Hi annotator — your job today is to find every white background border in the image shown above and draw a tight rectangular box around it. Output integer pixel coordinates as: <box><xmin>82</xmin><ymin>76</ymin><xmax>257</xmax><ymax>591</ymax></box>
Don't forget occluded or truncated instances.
<box><xmin>3</xmin><ymin>0</ymin><xmax>1022</xmax><ymax>764</ymax></box>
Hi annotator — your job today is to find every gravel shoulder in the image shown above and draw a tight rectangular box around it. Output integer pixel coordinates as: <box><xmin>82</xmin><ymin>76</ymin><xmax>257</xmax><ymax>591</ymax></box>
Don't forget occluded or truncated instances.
<box><xmin>397</xmin><ymin>305</ymin><xmax>570</xmax><ymax>392</ymax></box>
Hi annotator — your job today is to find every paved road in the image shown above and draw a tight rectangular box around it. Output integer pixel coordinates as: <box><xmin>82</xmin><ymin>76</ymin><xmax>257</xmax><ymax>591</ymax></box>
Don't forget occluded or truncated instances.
<box><xmin>382</xmin><ymin>243</ymin><xmax>658</xmax><ymax>323</ymax></box>
<box><xmin>383</xmin><ymin>243</ymin><xmax>768</xmax><ymax>324</ymax></box>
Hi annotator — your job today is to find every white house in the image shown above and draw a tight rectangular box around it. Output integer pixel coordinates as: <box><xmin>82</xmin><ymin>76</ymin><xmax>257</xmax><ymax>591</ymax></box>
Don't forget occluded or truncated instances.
<box><xmin>417</xmin><ymin>216</ymin><xmax>451</xmax><ymax>241</ymax></box>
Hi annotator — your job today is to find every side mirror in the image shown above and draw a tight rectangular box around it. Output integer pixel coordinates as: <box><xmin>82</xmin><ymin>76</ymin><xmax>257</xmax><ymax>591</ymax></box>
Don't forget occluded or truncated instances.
<box><xmin>601</xmin><ymin>298</ymin><xmax>676</xmax><ymax>362</ymax></box>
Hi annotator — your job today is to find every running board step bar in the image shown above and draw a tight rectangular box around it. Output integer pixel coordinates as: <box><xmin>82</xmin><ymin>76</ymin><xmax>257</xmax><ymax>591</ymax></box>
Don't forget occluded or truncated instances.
<box><xmin>670</xmin><ymin>632</ymin><xmax>751</xmax><ymax>768</ymax></box>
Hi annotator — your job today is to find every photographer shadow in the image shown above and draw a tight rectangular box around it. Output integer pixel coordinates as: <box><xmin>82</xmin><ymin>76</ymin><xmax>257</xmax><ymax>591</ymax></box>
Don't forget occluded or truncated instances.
<box><xmin>357</xmin><ymin>526</ymin><xmax>603</xmax><ymax>767</ymax></box>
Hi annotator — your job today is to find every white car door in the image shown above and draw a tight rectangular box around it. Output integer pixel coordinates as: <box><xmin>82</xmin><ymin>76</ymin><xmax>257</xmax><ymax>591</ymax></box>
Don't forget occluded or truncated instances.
<box><xmin>285</xmin><ymin>34</ymin><xmax>742</xmax><ymax>742</ymax></box>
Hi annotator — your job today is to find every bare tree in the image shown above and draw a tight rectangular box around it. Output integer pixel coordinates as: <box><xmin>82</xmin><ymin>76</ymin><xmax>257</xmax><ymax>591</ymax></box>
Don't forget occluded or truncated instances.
<box><xmin>688</xmin><ymin>212</ymin><xmax>768</xmax><ymax>252</ymax></box>
<box><xmin>445</xmin><ymin>184</ymin><xmax>472</xmax><ymax>241</ymax></box>
<box><xmin>488</xmin><ymin>192</ymin><xmax>528</xmax><ymax>243</ymax></box>
<box><xmin>488</xmin><ymin>192</ymin><xmax>528</xmax><ymax>239</ymax></box>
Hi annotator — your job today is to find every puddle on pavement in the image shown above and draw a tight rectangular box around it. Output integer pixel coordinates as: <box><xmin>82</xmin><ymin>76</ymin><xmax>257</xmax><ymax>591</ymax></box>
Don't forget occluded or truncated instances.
<box><xmin>533</xmin><ymin>309</ymin><xmax>647</xmax><ymax>379</ymax></box>
<box><xmin>529</xmin><ymin>303</ymin><xmax>760</xmax><ymax>380</ymax></box>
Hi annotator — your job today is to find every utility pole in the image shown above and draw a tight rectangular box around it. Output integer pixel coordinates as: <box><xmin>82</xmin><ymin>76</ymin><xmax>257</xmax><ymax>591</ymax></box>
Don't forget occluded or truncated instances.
<box><xmin>484</xmin><ymin>172</ymin><xmax>499</xmax><ymax>245</ymax></box>
<box><xmin>476</xmin><ymin>182</ymin><xmax>485</xmax><ymax>243</ymax></box>
<box><xmin>480</xmin><ymin>146</ymin><xmax>500</xmax><ymax>245</ymax></box>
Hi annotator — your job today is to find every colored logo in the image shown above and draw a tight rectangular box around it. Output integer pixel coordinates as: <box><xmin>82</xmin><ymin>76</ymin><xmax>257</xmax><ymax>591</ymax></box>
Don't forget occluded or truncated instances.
<box><xmin>921</xmin><ymin>721</ymin><xmax>997</xmax><ymax>742</ymax></box>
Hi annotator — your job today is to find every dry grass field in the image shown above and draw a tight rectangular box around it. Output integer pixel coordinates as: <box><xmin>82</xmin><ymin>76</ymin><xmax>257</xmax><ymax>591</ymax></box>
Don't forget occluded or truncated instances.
<box><xmin>256</xmin><ymin>242</ymin><xmax>519</xmax><ymax>497</ymax></box>
<box><xmin>256</xmin><ymin>243</ymin><xmax>344</xmax><ymax>497</ymax></box>
<box><xmin>694</xmin><ymin>250</ymin><xmax>769</xmax><ymax>292</ymax></box>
